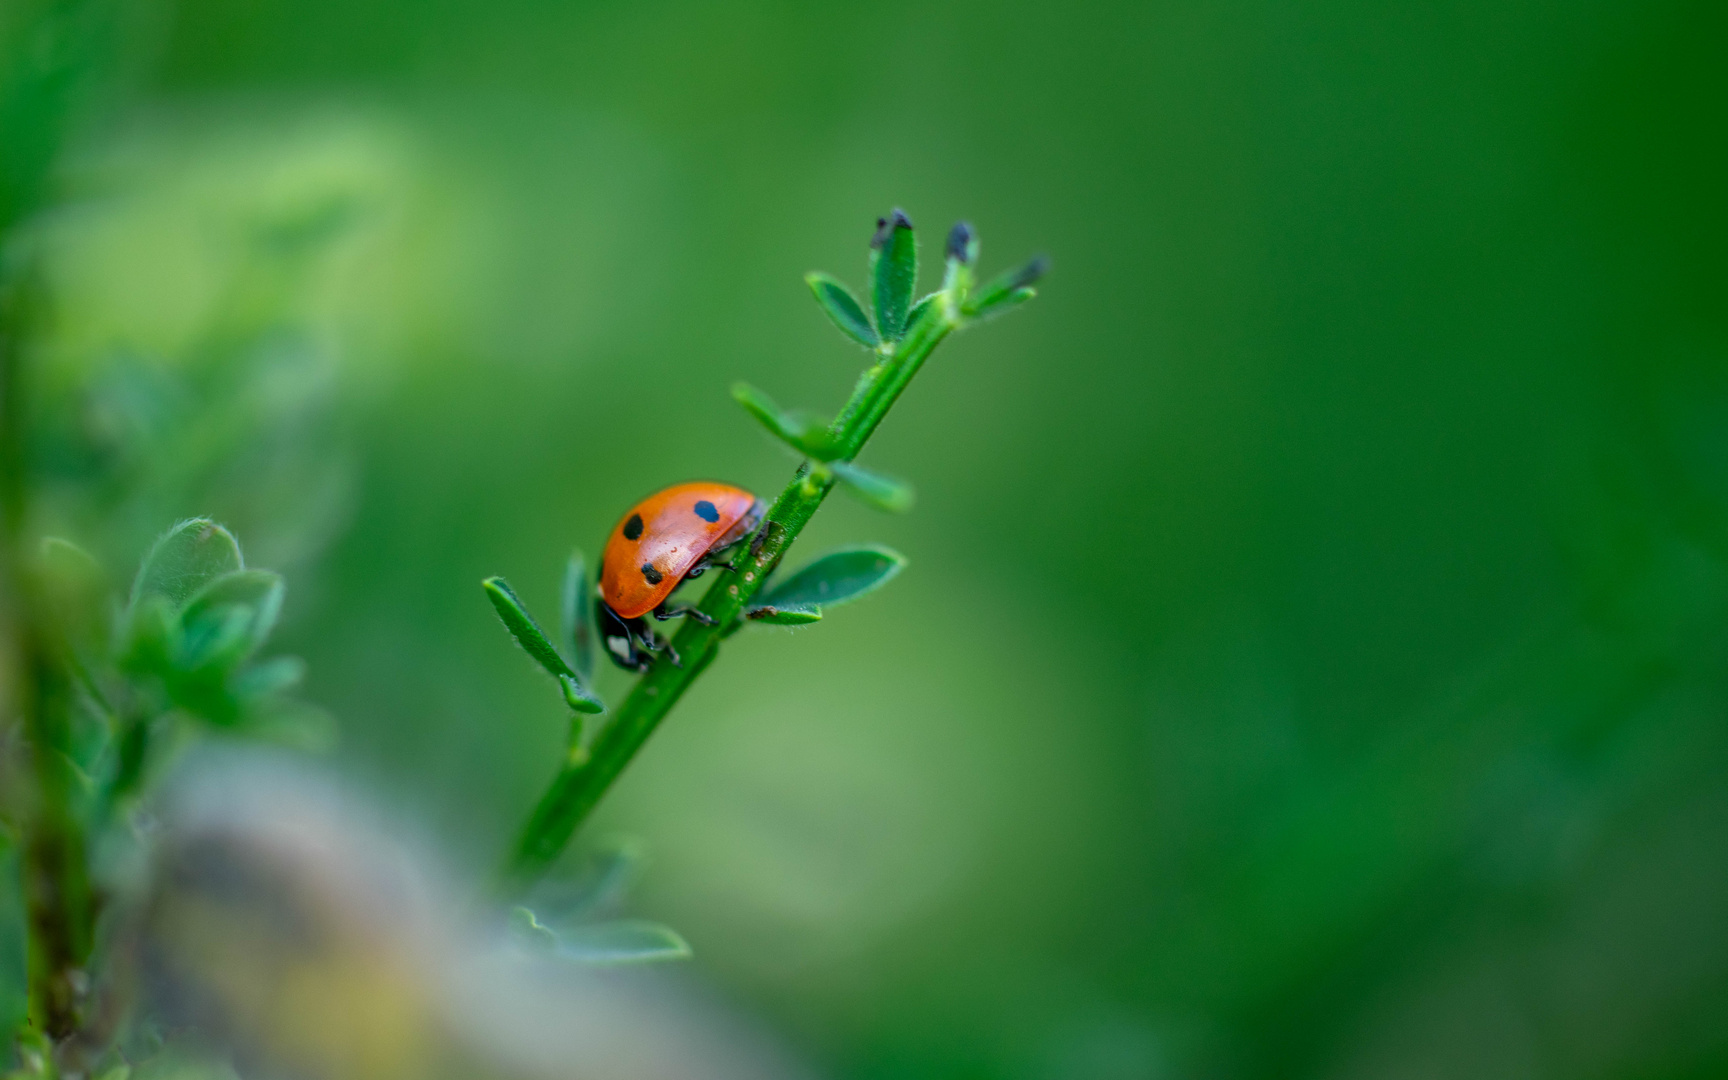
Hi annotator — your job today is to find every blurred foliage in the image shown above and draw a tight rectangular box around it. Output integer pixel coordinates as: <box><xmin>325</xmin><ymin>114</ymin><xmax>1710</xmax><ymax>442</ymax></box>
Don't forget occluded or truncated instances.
<box><xmin>2</xmin><ymin>0</ymin><xmax>1725</xmax><ymax>1076</ymax></box>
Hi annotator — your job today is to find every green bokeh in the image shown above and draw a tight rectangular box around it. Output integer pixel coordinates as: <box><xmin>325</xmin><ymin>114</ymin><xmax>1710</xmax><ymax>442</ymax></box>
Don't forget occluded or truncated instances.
<box><xmin>20</xmin><ymin>0</ymin><xmax>1728</xmax><ymax>1074</ymax></box>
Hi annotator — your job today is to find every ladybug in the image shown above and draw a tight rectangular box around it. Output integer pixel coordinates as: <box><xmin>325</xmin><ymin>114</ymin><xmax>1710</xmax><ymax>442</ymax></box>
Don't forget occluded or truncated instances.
<box><xmin>597</xmin><ymin>481</ymin><xmax>764</xmax><ymax>672</ymax></box>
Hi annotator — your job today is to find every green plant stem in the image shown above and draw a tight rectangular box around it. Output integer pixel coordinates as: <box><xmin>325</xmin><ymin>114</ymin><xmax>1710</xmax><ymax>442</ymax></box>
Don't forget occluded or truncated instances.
<box><xmin>492</xmin><ymin>302</ymin><xmax>959</xmax><ymax>899</ymax></box>
<box><xmin>1</xmin><ymin>282</ymin><xmax>95</xmax><ymax>1046</ymax></box>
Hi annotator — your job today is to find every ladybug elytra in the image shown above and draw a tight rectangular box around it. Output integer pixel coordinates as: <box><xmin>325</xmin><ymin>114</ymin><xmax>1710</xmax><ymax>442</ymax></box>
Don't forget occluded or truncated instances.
<box><xmin>597</xmin><ymin>481</ymin><xmax>764</xmax><ymax>671</ymax></box>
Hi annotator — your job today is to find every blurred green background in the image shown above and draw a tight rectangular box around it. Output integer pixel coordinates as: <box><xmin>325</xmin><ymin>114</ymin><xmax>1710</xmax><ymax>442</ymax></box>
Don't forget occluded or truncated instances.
<box><xmin>14</xmin><ymin>0</ymin><xmax>1728</xmax><ymax>1074</ymax></box>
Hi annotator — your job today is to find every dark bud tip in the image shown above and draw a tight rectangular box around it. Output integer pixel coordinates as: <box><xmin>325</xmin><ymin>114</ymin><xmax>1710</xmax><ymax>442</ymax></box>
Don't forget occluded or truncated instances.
<box><xmin>870</xmin><ymin>208</ymin><xmax>914</xmax><ymax>249</ymax></box>
<box><xmin>945</xmin><ymin>221</ymin><xmax>976</xmax><ymax>263</ymax></box>
<box><xmin>1010</xmin><ymin>255</ymin><xmax>1051</xmax><ymax>289</ymax></box>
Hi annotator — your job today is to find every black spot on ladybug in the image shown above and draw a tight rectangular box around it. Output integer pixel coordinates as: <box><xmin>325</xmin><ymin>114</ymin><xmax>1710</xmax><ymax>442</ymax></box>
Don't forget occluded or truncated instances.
<box><xmin>623</xmin><ymin>513</ymin><xmax>644</xmax><ymax>540</ymax></box>
<box><xmin>640</xmin><ymin>563</ymin><xmax>663</xmax><ymax>585</ymax></box>
<box><xmin>694</xmin><ymin>500</ymin><xmax>719</xmax><ymax>523</ymax></box>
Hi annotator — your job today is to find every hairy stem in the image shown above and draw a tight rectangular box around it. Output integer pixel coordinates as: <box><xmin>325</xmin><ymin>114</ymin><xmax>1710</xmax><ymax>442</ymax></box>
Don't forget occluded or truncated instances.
<box><xmin>493</xmin><ymin>301</ymin><xmax>961</xmax><ymax>898</ymax></box>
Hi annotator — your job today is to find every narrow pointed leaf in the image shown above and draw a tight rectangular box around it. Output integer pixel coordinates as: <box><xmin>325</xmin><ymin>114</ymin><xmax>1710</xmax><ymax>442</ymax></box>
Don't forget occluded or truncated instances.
<box><xmin>555</xmin><ymin>919</ymin><xmax>691</xmax><ymax>965</ymax></box>
<box><xmin>831</xmin><ymin>460</ymin><xmax>915</xmax><ymax>513</ymax></box>
<box><xmin>485</xmin><ymin>577</ymin><xmax>602</xmax><ymax>712</ymax></box>
<box><xmin>805</xmin><ymin>272</ymin><xmax>878</xmax><ymax>348</ymax></box>
<box><xmin>732</xmin><ymin>382</ymin><xmax>835</xmax><ymax>459</ymax></box>
<box><xmin>869</xmin><ymin>209</ymin><xmax>917</xmax><ymax>340</ymax></box>
<box><xmin>964</xmin><ymin>256</ymin><xmax>1048</xmax><ymax>319</ymax></box>
<box><xmin>131</xmin><ymin>519</ymin><xmax>242</xmax><ymax>610</ymax></box>
<box><xmin>745</xmin><ymin>603</ymin><xmax>822</xmax><ymax>625</ymax></box>
<box><xmin>560</xmin><ymin>549</ymin><xmax>597</xmax><ymax>684</ymax></box>
<box><xmin>970</xmin><ymin>286</ymin><xmax>1035</xmax><ymax>321</ymax></box>
<box><xmin>759</xmin><ymin>545</ymin><xmax>906</xmax><ymax>612</ymax></box>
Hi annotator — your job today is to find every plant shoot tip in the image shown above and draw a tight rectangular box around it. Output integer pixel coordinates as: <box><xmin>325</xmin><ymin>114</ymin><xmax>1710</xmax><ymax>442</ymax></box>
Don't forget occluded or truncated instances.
<box><xmin>946</xmin><ymin>221</ymin><xmax>977</xmax><ymax>263</ymax></box>
<box><xmin>870</xmin><ymin>208</ymin><xmax>914</xmax><ymax>249</ymax></box>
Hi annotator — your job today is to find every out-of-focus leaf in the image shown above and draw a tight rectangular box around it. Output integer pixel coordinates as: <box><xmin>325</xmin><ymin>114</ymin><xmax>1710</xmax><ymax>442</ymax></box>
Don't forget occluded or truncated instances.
<box><xmin>0</xmin><ymin>831</ymin><xmax>25</xmax><ymax>1050</ymax></box>
<box><xmin>554</xmin><ymin>919</ymin><xmax>691</xmax><ymax>966</ymax></box>
<box><xmin>177</xmin><ymin>604</ymin><xmax>255</xmax><ymax>673</ymax></box>
<box><xmin>508</xmin><ymin>906</ymin><xmax>559</xmax><ymax>952</ymax></box>
<box><xmin>530</xmin><ymin>838</ymin><xmax>646</xmax><ymax>920</ymax></box>
<box><xmin>560</xmin><ymin>550</ymin><xmax>597</xmax><ymax>684</ymax></box>
<box><xmin>759</xmin><ymin>545</ymin><xmax>906</xmax><ymax>614</ymax></box>
<box><xmin>182</xmin><ymin>570</ymin><xmax>284</xmax><ymax>666</ymax></box>
<box><xmin>831</xmin><ymin>460</ymin><xmax>916</xmax><ymax>513</ymax></box>
<box><xmin>869</xmin><ymin>209</ymin><xmax>917</xmax><ymax>341</ymax></box>
<box><xmin>745</xmin><ymin>603</ymin><xmax>822</xmax><ymax>625</ymax></box>
<box><xmin>38</xmin><ymin>536</ymin><xmax>112</xmax><ymax>652</ymax></box>
<box><xmin>231</xmin><ymin>656</ymin><xmax>306</xmax><ymax>699</ymax></box>
<box><xmin>237</xmin><ymin>699</ymin><xmax>337</xmax><ymax>751</ymax></box>
<box><xmin>130</xmin><ymin>519</ymin><xmax>242</xmax><ymax>611</ymax></box>
<box><xmin>484</xmin><ymin>577</ymin><xmax>604</xmax><ymax>714</ymax></box>
<box><xmin>805</xmin><ymin>272</ymin><xmax>879</xmax><ymax>348</ymax></box>
<box><xmin>121</xmin><ymin>594</ymin><xmax>182</xmax><ymax>676</ymax></box>
<box><xmin>732</xmin><ymin>382</ymin><xmax>834</xmax><ymax>459</ymax></box>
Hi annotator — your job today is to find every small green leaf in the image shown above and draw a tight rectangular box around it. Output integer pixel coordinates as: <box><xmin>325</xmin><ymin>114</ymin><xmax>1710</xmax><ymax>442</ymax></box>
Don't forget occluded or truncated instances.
<box><xmin>745</xmin><ymin>604</ymin><xmax>822</xmax><ymax>625</ymax></box>
<box><xmin>964</xmin><ymin>256</ymin><xmax>1047</xmax><ymax>320</ymax></box>
<box><xmin>130</xmin><ymin>519</ymin><xmax>243</xmax><ymax>611</ymax></box>
<box><xmin>560</xmin><ymin>550</ymin><xmax>597</xmax><ymax>684</ymax></box>
<box><xmin>831</xmin><ymin>460</ymin><xmax>916</xmax><ymax>513</ymax></box>
<box><xmin>485</xmin><ymin>577</ymin><xmax>572</xmax><ymax>678</ymax></box>
<box><xmin>759</xmin><ymin>545</ymin><xmax>906</xmax><ymax>612</ymax></box>
<box><xmin>732</xmin><ymin>382</ymin><xmax>834</xmax><ymax>459</ymax></box>
<box><xmin>972</xmin><ymin>286</ymin><xmax>1035</xmax><ymax>321</ymax></box>
<box><xmin>906</xmin><ymin>292</ymin><xmax>941</xmax><ymax>331</ymax></box>
<box><xmin>869</xmin><ymin>209</ymin><xmax>917</xmax><ymax>341</ymax></box>
<box><xmin>182</xmin><ymin>570</ymin><xmax>284</xmax><ymax>665</ymax></box>
<box><xmin>555</xmin><ymin>919</ymin><xmax>691</xmax><ymax>966</ymax></box>
<box><xmin>485</xmin><ymin>578</ymin><xmax>604</xmax><ymax>713</ymax></box>
<box><xmin>805</xmin><ymin>272</ymin><xmax>879</xmax><ymax>348</ymax></box>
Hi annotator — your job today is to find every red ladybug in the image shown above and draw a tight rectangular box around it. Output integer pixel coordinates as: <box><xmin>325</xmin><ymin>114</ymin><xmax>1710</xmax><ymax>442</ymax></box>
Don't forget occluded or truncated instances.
<box><xmin>597</xmin><ymin>481</ymin><xmax>764</xmax><ymax>671</ymax></box>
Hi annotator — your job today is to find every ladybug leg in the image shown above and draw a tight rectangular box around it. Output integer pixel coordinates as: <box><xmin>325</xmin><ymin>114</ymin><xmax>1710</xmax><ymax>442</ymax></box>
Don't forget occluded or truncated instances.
<box><xmin>686</xmin><ymin>543</ymin><xmax>744</xmax><ymax>579</ymax></box>
<box><xmin>653</xmin><ymin>602</ymin><xmax>718</xmax><ymax>627</ymax></box>
<box><xmin>644</xmin><ymin>627</ymin><xmax>681</xmax><ymax>667</ymax></box>
<box><xmin>628</xmin><ymin>619</ymin><xmax>680</xmax><ymax>667</ymax></box>
<box><xmin>598</xmin><ymin>601</ymin><xmax>655</xmax><ymax>673</ymax></box>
